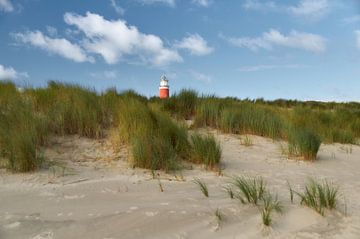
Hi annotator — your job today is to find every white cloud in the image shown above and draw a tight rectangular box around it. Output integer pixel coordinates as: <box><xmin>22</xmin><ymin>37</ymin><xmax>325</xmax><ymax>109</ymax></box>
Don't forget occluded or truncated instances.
<box><xmin>175</xmin><ymin>34</ymin><xmax>213</xmax><ymax>56</ymax></box>
<box><xmin>238</xmin><ymin>64</ymin><xmax>307</xmax><ymax>72</ymax></box>
<box><xmin>192</xmin><ymin>0</ymin><xmax>211</xmax><ymax>7</ymax></box>
<box><xmin>13</xmin><ymin>30</ymin><xmax>94</xmax><ymax>63</ymax></box>
<box><xmin>139</xmin><ymin>0</ymin><xmax>176</xmax><ymax>7</ymax></box>
<box><xmin>264</xmin><ymin>29</ymin><xmax>326</xmax><ymax>53</ymax></box>
<box><xmin>0</xmin><ymin>64</ymin><xmax>28</xmax><ymax>80</ymax></box>
<box><xmin>90</xmin><ymin>70</ymin><xmax>118</xmax><ymax>79</ymax></box>
<box><xmin>343</xmin><ymin>15</ymin><xmax>360</xmax><ymax>24</ymax></box>
<box><xmin>243</xmin><ymin>0</ymin><xmax>330</xmax><ymax>20</ymax></box>
<box><xmin>190</xmin><ymin>70</ymin><xmax>212</xmax><ymax>84</ymax></box>
<box><xmin>242</xmin><ymin>0</ymin><xmax>277</xmax><ymax>11</ymax></box>
<box><xmin>0</xmin><ymin>0</ymin><xmax>13</xmax><ymax>12</ymax></box>
<box><xmin>64</xmin><ymin>12</ymin><xmax>182</xmax><ymax>66</ymax></box>
<box><xmin>288</xmin><ymin>0</ymin><xmax>329</xmax><ymax>19</ymax></box>
<box><xmin>220</xmin><ymin>33</ymin><xmax>271</xmax><ymax>51</ymax></box>
<box><xmin>355</xmin><ymin>30</ymin><xmax>360</xmax><ymax>50</ymax></box>
<box><xmin>223</xmin><ymin>29</ymin><xmax>326</xmax><ymax>53</ymax></box>
<box><xmin>46</xmin><ymin>26</ymin><xmax>58</xmax><ymax>37</ymax></box>
<box><xmin>110</xmin><ymin>0</ymin><xmax>125</xmax><ymax>15</ymax></box>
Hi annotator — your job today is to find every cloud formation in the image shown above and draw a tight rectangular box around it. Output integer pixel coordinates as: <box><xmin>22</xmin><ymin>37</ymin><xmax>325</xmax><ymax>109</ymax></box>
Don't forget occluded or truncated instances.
<box><xmin>64</xmin><ymin>12</ymin><xmax>182</xmax><ymax>66</ymax></box>
<box><xmin>175</xmin><ymin>34</ymin><xmax>213</xmax><ymax>56</ymax></box>
<box><xmin>12</xmin><ymin>12</ymin><xmax>213</xmax><ymax>67</ymax></box>
<box><xmin>242</xmin><ymin>0</ymin><xmax>277</xmax><ymax>11</ymax></box>
<box><xmin>139</xmin><ymin>0</ymin><xmax>176</xmax><ymax>7</ymax></box>
<box><xmin>110</xmin><ymin>0</ymin><xmax>125</xmax><ymax>15</ymax></box>
<box><xmin>0</xmin><ymin>64</ymin><xmax>28</xmax><ymax>80</ymax></box>
<box><xmin>0</xmin><ymin>0</ymin><xmax>13</xmax><ymax>12</ymax></box>
<box><xmin>220</xmin><ymin>33</ymin><xmax>271</xmax><ymax>51</ymax></box>
<box><xmin>13</xmin><ymin>30</ymin><xmax>94</xmax><ymax>63</ymax></box>
<box><xmin>223</xmin><ymin>29</ymin><xmax>326</xmax><ymax>53</ymax></box>
<box><xmin>243</xmin><ymin>0</ymin><xmax>330</xmax><ymax>20</ymax></box>
<box><xmin>288</xmin><ymin>0</ymin><xmax>329</xmax><ymax>19</ymax></box>
<box><xmin>90</xmin><ymin>70</ymin><xmax>118</xmax><ymax>79</ymax></box>
<box><xmin>192</xmin><ymin>0</ymin><xmax>211</xmax><ymax>7</ymax></box>
<box><xmin>238</xmin><ymin>64</ymin><xmax>307</xmax><ymax>72</ymax></box>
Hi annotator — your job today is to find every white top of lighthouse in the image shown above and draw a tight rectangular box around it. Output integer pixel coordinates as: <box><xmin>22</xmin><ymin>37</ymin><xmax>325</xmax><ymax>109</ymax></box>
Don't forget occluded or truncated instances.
<box><xmin>160</xmin><ymin>75</ymin><xmax>169</xmax><ymax>87</ymax></box>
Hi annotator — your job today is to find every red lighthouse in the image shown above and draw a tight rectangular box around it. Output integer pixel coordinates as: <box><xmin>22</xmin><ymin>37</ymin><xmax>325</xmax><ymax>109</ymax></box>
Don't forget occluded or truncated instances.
<box><xmin>159</xmin><ymin>75</ymin><xmax>169</xmax><ymax>99</ymax></box>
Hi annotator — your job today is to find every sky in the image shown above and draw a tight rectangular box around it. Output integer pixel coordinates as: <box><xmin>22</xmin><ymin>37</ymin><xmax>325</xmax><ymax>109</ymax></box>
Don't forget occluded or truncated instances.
<box><xmin>0</xmin><ymin>0</ymin><xmax>360</xmax><ymax>101</ymax></box>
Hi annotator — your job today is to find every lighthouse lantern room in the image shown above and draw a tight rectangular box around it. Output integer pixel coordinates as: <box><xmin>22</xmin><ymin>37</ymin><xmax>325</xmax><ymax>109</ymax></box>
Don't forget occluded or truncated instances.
<box><xmin>159</xmin><ymin>75</ymin><xmax>169</xmax><ymax>99</ymax></box>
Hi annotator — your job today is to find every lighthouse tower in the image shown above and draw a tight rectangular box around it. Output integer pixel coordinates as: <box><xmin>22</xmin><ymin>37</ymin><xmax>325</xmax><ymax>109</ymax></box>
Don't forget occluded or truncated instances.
<box><xmin>159</xmin><ymin>75</ymin><xmax>169</xmax><ymax>99</ymax></box>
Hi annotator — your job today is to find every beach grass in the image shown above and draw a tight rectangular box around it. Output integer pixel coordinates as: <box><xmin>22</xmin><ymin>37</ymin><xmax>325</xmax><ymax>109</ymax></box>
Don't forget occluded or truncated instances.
<box><xmin>0</xmin><ymin>82</ymin><xmax>45</xmax><ymax>171</ymax></box>
<box><xmin>175</xmin><ymin>89</ymin><xmax>198</xmax><ymax>119</ymax></box>
<box><xmin>261</xmin><ymin>192</ymin><xmax>283</xmax><ymax>226</ymax></box>
<box><xmin>240</xmin><ymin>135</ymin><xmax>253</xmax><ymax>146</ymax></box>
<box><xmin>294</xmin><ymin>179</ymin><xmax>339</xmax><ymax>215</ymax></box>
<box><xmin>219</xmin><ymin>104</ymin><xmax>284</xmax><ymax>139</ymax></box>
<box><xmin>194</xmin><ymin>97</ymin><xmax>224</xmax><ymax>128</ymax></box>
<box><xmin>1</xmin><ymin>82</ymin><xmax>360</xmax><ymax>172</ymax></box>
<box><xmin>190</xmin><ymin>133</ymin><xmax>222</xmax><ymax>170</ymax></box>
<box><xmin>232</xmin><ymin>176</ymin><xmax>266</xmax><ymax>205</ymax></box>
<box><xmin>193</xmin><ymin>178</ymin><xmax>209</xmax><ymax>197</ymax></box>
<box><xmin>288</xmin><ymin>128</ymin><xmax>321</xmax><ymax>160</ymax></box>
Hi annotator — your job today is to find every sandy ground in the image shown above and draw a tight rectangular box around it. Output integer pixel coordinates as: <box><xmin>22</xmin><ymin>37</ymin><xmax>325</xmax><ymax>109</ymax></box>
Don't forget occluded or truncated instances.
<box><xmin>1</xmin><ymin>132</ymin><xmax>360</xmax><ymax>239</ymax></box>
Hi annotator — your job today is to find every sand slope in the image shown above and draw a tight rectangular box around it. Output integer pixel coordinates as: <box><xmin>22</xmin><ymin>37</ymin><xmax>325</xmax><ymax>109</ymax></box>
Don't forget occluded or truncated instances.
<box><xmin>1</xmin><ymin>133</ymin><xmax>360</xmax><ymax>239</ymax></box>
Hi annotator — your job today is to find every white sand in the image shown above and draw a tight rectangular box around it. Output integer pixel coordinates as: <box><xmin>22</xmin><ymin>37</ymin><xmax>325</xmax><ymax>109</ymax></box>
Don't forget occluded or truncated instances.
<box><xmin>1</xmin><ymin>133</ymin><xmax>360</xmax><ymax>238</ymax></box>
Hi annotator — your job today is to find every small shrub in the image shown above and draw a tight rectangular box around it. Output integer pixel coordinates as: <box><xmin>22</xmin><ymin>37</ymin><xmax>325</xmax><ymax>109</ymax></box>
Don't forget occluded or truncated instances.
<box><xmin>232</xmin><ymin>176</ymin><xmax>266</xmax><ymax>205</ymax></box>
<box><xmin>294</xmin><ymin>179</ymin><xmax>339</xmax><ymax>215</ymax></box>
<box><xmin>288</xmin><ymin>128</ymin><xmax>321</xmax><ymax>160</ymax></box>
<box><xmin>193</xmin><ymin>178</ymin><xmax>209</xmax><ymax>197</ymax></box>
<box><xmin>261</xmin><ymin>193</ymin><xmax>283</xmax><ymax>226</ymax></box>
<box><xmin>190</xmin><ymin>133</ymin><xmax>222</xmax><ymax>170</ymax></box>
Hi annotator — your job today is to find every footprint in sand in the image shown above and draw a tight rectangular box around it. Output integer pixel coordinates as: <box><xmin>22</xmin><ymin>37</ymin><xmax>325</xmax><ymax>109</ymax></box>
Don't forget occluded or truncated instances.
<box><xmin>64</xmin><ymin>194</ymin><xmax>85</xmax><ymax>200</ymax></box>
<box><xmin>31</xmin><ymin>231</ymin><xmax>54</xmax><ymax>239</ymax></box>
<box><xmin>175</xmin><ymin>232</ymin><xmax>188</xmax><ymax>239</ymax></box>
<box><xmin>126</xmin><ymin>206</ymin><xmax>139</xmax><ymax>213</ymax></box>
<box><xmin>145</xmin><ymin>211</ymin><xmax>158</xmax><ymax>217</ymax></box>
<box><xmin>3</xmin><ymin>221</ymin><xmax>20</xmax><ymax>229</ymax></box>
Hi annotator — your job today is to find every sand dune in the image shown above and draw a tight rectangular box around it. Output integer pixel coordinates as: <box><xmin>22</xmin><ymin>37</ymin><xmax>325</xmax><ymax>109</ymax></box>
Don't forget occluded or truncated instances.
<box><xmin>1</xmin><ymin>132</ymin><xmax>360</xmax><ymax>239</ymax></box>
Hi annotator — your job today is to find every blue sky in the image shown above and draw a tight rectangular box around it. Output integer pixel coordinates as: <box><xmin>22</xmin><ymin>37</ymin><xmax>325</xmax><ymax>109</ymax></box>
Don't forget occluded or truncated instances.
<box><xmin>0</xmin><ymin>0</ymin><xmax>360</xmax><ymax>101</ymax></box>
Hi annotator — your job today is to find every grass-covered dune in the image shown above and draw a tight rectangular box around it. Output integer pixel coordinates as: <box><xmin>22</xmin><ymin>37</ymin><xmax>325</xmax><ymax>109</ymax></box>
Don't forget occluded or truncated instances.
<box><xmin>0</xmin><ymin>82</ymin><xmax>359</xmax><ymax>172</ymax></box>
